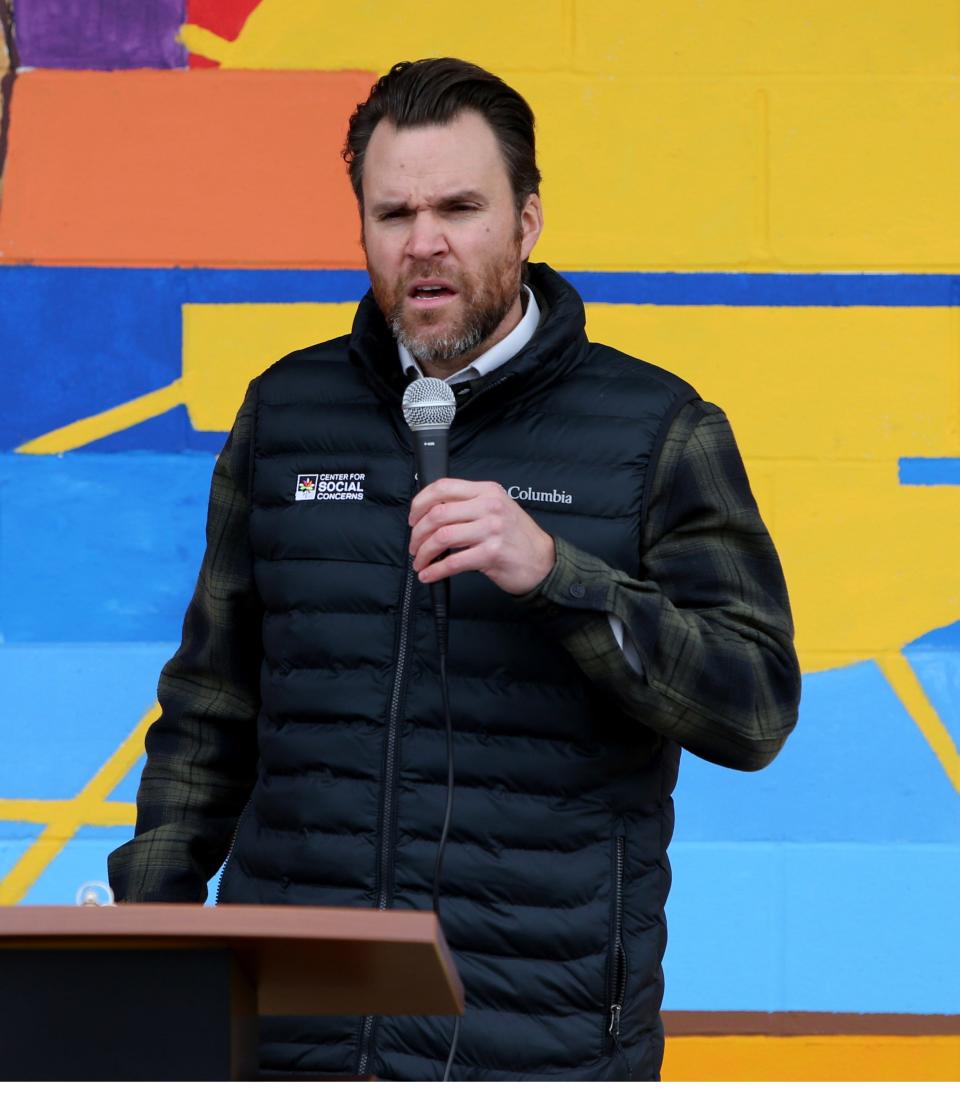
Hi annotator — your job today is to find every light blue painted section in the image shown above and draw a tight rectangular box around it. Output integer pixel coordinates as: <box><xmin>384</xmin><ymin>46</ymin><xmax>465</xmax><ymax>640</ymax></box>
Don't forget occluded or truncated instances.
<box><xmin>0</xmin><ymin>825</ymin><xmax>45</xmax><ymax>879</ymax></box>
<box><xmin>664</xmin><ymin>841</ymin><xmax>960</xmax><ymax>1013</ymax></box>
<box><xmin>0</xmin><ymin>644</ymin><xmax>170</xmax><ymax>800</ymax></box>
<box><xmin>0</xmin><ymin>453</ymin><xmax>214</xmax><ymax>642</ymax></box>
<box><xmin>15</xmin><ymin>827</ymin><xmax>221</xmax><ymax>906</ymax></box>
<box><xmin>780</xmin><ymin>843</ymin><xmax>960</xmax><ymax>1013</ymax></box>
<box><xmin>663</xmin><ymin>842</ymin><xmax>783</xmax><ymax>1012</ymax></box>
<box><xmin>902</xmin><ymin>619</ymin><xmax>960</xmax><ymax>753</ymax></box>
<box><xmin>20</xmin><ymin>825</ymin><xmax>134</xmax><ymax>905</ymax></box>
<box><xmin>673</xmin><ymin>660</ymin><xmax>960</xmax><ymax>844</ymax></box>
<box><xmin>107</xmin><ymin>757</ymin><xmax>145</xmax><ymax>803</ymax></box>
<box><xmin>904</xmin><ymin>650</ymin><xmax>960</xmax><ymax>752</ymax></box>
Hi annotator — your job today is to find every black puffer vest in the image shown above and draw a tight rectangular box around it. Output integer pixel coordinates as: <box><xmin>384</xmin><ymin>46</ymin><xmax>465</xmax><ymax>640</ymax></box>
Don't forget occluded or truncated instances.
<box><xmin>218</xmin><ymin>264</ymin><xmax>699</xmax><ymax>1081</ymax></box>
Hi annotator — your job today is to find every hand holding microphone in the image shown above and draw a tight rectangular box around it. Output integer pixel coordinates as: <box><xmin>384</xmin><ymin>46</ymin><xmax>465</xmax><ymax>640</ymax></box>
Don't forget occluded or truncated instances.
<box><xmin>403</xmin><ymin>379</ymin><xmax>555</xmax><ymax>598</ymax></box>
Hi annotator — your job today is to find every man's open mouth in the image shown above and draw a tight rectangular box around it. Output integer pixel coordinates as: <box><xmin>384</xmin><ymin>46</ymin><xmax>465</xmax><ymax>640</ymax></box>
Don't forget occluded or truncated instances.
<box><xmin>409</xmin><ymin>282</ymin><xmax>457</xmax><ymax>301</ymax></box>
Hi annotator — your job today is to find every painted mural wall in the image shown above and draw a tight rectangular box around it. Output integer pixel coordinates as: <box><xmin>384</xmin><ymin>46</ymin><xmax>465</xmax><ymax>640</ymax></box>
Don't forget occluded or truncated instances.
<box><xmin>0</xmin><ymin>0</ymin><xmax>958</xmax><ymax>1073</ymax></box>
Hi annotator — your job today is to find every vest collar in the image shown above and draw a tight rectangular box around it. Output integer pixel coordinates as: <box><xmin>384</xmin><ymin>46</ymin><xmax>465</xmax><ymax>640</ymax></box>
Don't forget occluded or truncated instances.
<box><xmin>348</xmin><ymin>262</ymin><xmax>590</xmax><ymax>419</ymax></box>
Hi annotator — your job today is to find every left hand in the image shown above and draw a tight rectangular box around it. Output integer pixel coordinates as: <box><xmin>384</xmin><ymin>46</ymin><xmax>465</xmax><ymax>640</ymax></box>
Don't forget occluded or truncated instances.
<box><xmin>409</xmin><ymin>478</ymin><xmax>556</xmax><ymax>595</ymax></box>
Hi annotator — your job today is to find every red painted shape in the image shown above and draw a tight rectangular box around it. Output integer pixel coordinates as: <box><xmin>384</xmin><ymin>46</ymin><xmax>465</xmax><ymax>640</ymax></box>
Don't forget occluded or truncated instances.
<box><xmin>186</xmin><ymin>0</ymin><xmax>264</xmax><ymax>42</ymax></box>
<box><xmin>0</xmin><ymin>69</ymin><xmax>374</xmax><ymax>267</ymax></box>
<box><xmin>188</xmin><ymin>53</ymin><xmax>221</xmax><ymax>69</ymax></box>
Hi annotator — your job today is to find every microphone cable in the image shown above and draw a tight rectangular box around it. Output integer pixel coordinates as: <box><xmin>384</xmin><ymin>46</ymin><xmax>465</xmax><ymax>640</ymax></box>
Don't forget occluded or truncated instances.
<box><xmin>430</xmin><ymin>578</ymin><xmax>461</xmax><ymax>1081</ymax></box>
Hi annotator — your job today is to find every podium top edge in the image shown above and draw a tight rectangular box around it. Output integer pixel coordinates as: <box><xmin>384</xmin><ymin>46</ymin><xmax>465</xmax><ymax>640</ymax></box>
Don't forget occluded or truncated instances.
<box><xmin>0</xmin><ymin>904</ymin><xmax>445</xmax><ymax>947</ymax></box>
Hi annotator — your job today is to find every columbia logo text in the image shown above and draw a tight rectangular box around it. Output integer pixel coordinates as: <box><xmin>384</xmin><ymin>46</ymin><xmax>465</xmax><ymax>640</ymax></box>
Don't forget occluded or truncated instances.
<box><xmin>507</xmin><ymin>485</ymin><xmax>573</xmax><ymax>505</ymax></box>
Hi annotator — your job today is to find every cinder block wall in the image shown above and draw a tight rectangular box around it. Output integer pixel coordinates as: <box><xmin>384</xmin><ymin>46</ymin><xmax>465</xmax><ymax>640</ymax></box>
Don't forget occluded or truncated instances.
<box><xmin>0</xmin><ymin>0</ymin><xmax>957</xmax><ymax>1080</ymax></box>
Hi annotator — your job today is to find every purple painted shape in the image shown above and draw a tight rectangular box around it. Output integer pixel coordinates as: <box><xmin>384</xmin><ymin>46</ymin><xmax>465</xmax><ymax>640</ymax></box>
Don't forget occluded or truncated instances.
<box><xmin>16</xmin><ymin>0</ymin><xmax>187</xmax><ymax>70</ymax></box>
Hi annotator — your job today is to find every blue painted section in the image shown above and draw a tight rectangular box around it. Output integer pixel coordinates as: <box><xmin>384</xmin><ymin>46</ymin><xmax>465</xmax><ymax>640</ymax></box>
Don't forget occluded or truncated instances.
<box><xmin>899</xmin><ymin>458</ymin><xmax>960</xmax><ymax>485</ymax></box>
<box><xmin>0</xmin><ymin>644</ymin><xmax>171</xmax><ymax>799</ymax></box>
<box><xmin>78</xmin><ymin>405</ymin><xmax>227</xmax><ymax>455</ymax></box>
<box><xmin>0</xmin><ymin>267</ymin><xmax>184</xmax><ymax>450</ymax></box>
<box><xmin>0</xmin><ymin>453</ymin><xmax>215</xmax><ymax>642</ymax></box>
<box><xmin>20</xmin><ymin>825</ymin><xmax>135</xmax><ymax>905</ymax></box>
<box><xmin>673</xmin><ymin>659</ymin><xmax>960</xmax><ymax>844</ymax></box>
<box><xmin>664</xmin><ymin>842</ymin><xmax>960</xmax><ymax>1012</ymax></box>
<box><xmin>906</xmin><ymin>618</ymin><xmax>960</xmax><ymax>651</ymax></box>
<box><xmin>0</xmin><ymin>266</ymin><xmax>371</xmax><ymax>451</ymax></box>
<box><xmin>568</xmin><ymin>271</ymin><xmax>960</xmax><ymax>307</ymax></box>
<box><xmin>3</xmin><ymin>266</ymin><xmax>960</xmax><ymax>452</ymax></box>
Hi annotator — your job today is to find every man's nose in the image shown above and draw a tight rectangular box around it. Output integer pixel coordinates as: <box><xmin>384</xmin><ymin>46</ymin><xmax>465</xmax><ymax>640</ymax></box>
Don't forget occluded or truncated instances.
<box><xmin>405</xmin><ymin>213</ymin><xmax>448</xmax><ymax>260</ymax></box>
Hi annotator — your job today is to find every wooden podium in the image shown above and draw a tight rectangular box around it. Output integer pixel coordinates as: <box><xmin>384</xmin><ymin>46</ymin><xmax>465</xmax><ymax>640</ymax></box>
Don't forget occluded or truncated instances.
<box><xmin>0</xmin><ymin>905</ymin><xmax>464</xmax><ymax>1081</ymax></box>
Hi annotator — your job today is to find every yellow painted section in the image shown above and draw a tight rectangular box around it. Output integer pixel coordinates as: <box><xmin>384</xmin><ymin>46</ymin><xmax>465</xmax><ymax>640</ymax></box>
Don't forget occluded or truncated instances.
<box><xmin>176</xmin><ymin>1</ymin><xmax>960</xmax><ymax>270</ymax></box>
<box><xmin>662</xmin><ymin>1034</ymin><xmax>960</xmax><ymax>1082</ymax></box>
<box><xmin>0</xmin><ymin>800</ymin><xmax>135</xmax><ymax>827</ymax></box>
<box><xmin>584</xmin><ymin>306</ymin><xmax>960</xmax><ymax>463</ymax></box>
<box><xmin>16</xmin><ymin>380</ymin><xmax>183</xmax><ymax>455</ymax></box>
<box><xmin>178</xmin><ymin>0</ymin><xmax>570</xmax><ymax>73</ymax></box>
<box><xmin>769</xmin><ymin>80</ymin><xmax>960</xmax><ymax>269</ymax></box>
<box><xmin>774</xmin><ymin>464</ymin><xmax>960</xmax><ymax>672</ymax></box>
<box><xmin>181</xmin><ymin>303</ymin><xmax>359</xmax><ymax>431</ymax></box>
<box><xmin>0</xmin><ymin>706</ymin><xmax>155</xmax><ymax>905</ymax></box>
<box><xmin>584</xmin><ymin>304</ymin><xmax>960</xmax><ymax>675</ymax></box>
<box><xmin>573</xmin><ymin>1</ymin><xmax>960</xmax><ymax>76</ymax></box>
<box><xmin>518</xmin><ymin>76</ymin><xmax>764</xmax><ymax>269</ymax></box>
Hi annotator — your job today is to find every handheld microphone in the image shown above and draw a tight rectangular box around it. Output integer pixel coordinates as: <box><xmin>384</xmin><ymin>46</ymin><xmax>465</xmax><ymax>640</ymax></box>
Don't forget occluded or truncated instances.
<box><xmin>402</xmin><ymin>377</ymin><xmax>457</xmax><ymax>653</ymax></box>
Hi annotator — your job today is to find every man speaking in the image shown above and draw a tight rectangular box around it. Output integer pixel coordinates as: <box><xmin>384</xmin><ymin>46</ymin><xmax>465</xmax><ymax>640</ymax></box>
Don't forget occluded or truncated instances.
<box><xmin>109</xmin><ymin>58</ymin><xmax>801</xmax><ymax>1081</ymax></box>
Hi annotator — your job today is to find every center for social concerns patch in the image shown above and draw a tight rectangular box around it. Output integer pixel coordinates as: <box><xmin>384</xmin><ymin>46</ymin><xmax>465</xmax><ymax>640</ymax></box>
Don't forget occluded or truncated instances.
<box><xmin>295</xmin><ymin>473</ymin><xmax>366</xmax><ymax>501</ymax></box>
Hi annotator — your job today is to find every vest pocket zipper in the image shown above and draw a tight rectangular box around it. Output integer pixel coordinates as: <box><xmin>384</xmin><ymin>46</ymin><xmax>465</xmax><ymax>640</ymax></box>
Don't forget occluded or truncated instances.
<box><xmin>215</xmin><ymin>799</ymin><xmax>252</xmax><ymax>905</ymax></box>
<box><xmin>607</xmin><ymin>828</ymin><xmax>631</xmax><ymax>1077</ymax></box>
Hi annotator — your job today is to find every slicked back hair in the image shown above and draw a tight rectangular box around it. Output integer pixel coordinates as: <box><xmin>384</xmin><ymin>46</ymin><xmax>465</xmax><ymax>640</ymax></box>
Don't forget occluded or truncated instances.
<box><xmin>343</xmin><ymin>58</ymin><xmax>541</xmax><ymax>216</ymax></box>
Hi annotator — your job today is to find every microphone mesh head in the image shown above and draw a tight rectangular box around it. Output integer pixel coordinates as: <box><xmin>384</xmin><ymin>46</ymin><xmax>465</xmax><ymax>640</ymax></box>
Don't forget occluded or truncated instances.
<box><xmin>402</xmin><ymin>376</ymin><xmax>457</xmax><ymax>431</ymax></box>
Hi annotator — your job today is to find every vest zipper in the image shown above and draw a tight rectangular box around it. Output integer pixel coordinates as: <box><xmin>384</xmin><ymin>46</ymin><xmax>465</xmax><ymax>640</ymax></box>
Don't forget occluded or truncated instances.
<box><xmin>356</xmin><ymin>548</ymin><xmax>417</xmax><ymax>1077</ymax></box>
<box><xmin>214</xmin><ymin>799</ymin><xmax>252</xmax><ymax>905</ymax></box>
<box><xmin>607</xmin><ymin>829</ymin><xmax>631</xmax><ymax>1077</ymax></box>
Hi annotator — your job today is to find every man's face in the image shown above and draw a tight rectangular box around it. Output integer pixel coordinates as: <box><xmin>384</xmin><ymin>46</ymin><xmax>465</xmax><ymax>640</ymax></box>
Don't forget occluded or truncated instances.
<box><xmin>361</xmin><ymin>110</ymin><xmax>543</xmax><ymax>375</ymax></box>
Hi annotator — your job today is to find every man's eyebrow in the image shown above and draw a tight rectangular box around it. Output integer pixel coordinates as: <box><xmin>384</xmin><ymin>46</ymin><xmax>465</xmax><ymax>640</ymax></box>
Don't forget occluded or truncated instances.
<box><xmin>436</xmin><ymin>190</ymin><xmax>487</xmax><ymax>207</ymax></box>
<box><xmin>369</xmin><ymin>191</ymin><xmax>488</xmax><ymax>217</ymax></box>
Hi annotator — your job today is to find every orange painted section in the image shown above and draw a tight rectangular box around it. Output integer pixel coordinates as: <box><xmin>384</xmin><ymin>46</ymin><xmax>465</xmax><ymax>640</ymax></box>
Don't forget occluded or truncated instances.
<box><xmin>0</xmin><ymin>69</ymin><xmax>373</xmax><ymax>267</ymax></box>
<box><xmin>662</xmin><ymin>1035</ymin><xmax>960</xmax><ymax>1082</ymax></box>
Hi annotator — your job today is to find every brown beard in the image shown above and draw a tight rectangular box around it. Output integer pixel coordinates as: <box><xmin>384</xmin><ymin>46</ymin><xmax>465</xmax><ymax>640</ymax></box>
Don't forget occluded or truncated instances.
<box><xmin>369</xmin><ymin>245</ymin><xmax>522</xmax><ymax>367</ymax></box>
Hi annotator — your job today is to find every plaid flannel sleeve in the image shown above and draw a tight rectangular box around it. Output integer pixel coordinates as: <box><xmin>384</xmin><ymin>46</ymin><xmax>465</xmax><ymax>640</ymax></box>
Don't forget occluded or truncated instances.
<box><xmin>108</xmin><ymin>385</ymin><xmax>262</xmax><ymax>902</ymax></box>
<box><xmin>516</xmin><ymin>399</ymin><xmax>801</xmax><ymax>771</ymax></box>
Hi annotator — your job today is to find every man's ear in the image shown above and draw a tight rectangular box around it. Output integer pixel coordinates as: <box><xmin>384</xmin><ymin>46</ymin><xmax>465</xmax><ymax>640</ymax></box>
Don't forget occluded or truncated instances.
<box><xmin>519</xmin><ymin>193</ymin><xmax>544</xmax><ymax>261</ymax></box>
